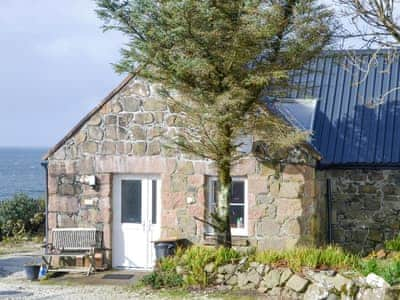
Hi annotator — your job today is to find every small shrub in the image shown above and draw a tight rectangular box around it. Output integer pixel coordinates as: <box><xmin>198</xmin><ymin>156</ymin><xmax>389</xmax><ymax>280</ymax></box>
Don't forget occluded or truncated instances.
<box><xmin>357</xmin><ymin>258</ymin><xmax>400</xmax><ymax>285</ymax></box>
<box><xmin>141</xmin><ymin>246</ymin><xmax>243</xmax><ymax>288</ymax></box>
<box><xmin>142</xmin><ymin>270</ymin><xmax>183</xmax><ymax>289</ymax></box>
<box><xmin>177</xmin><ymin>246</ymin><xmax>242</xmax><ymax>286</ymax></box>
<box><xmin>0</xmin><ymin>193</ymin><xmax>45</xmax><ymax>239</ymax></box>
<box><xmin>385</xmin><ymin>235</ymin><xmax>400</xmax><ymax>251</ymax></box>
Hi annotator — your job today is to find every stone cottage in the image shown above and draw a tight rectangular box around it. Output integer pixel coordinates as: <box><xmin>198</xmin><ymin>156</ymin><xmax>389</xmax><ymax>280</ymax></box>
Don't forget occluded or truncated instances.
<box><xmin>43</xmin><ymin>50</ymin><xmax>400</xmax><ymax>269</ymax></box>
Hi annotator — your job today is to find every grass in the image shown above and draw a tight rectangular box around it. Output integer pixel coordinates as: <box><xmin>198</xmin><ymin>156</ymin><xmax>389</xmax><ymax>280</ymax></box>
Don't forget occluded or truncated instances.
<box><xmin>141</xmin><ymin>245</ymin><xmax>400</xmax><ymax>290</ymax></box>
<box><xmin>0</xmin><ymin>235</ymin><xmax>43</xmax><ymax>255</ymax></box>
<box><xmin>253</xmin><ymin>246</ymin><xmax>360</xmax><ymax>272</ymax></box>
<box><xmin>357</xmin><ymin>258</ymin><xmax>400</xmax><ymax>285</ymax></box>
<box><xmin>385</xmin><ymin>235</ymin><xmax>400</xmax><ymax>251</ymax></box>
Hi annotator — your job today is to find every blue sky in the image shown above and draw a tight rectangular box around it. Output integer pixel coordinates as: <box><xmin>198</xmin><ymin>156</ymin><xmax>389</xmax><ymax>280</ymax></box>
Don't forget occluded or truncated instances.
<box><xmin>0</xmin><ymin>0</ymin><xmax>126</xmax><ymax>147</ymax></box>
<box><xmin>0</xmin><ymin>0</ymin><xmax>364</xmax><ymax>148</ymax></box>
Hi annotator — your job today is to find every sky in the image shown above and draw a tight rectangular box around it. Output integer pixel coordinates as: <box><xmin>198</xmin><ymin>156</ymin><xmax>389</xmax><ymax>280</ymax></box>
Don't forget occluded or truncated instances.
<box><xmin>0</xmin><ymin>0</ymin><xmax>370</xmax><ymax>148</ymax></box>
<box><xmin>0</xmin><ymin>0</ymin><xmax>126</xmax><ymax>148</ymax></box>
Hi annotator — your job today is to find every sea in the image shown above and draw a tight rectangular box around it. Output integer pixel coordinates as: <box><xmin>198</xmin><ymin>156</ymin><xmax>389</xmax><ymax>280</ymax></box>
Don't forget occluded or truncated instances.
<box><xmin>0</xmin><ymin>147</ymin><xmax>47</xmax><ymax>200</ymax></box>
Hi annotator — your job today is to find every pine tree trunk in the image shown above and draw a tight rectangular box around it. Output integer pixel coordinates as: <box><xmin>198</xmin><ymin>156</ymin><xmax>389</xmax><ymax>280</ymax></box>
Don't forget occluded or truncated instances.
<box><xmin>216</xmin><ymin>165</ymin><xmax>232</xmax><ymax>247</ymax></box>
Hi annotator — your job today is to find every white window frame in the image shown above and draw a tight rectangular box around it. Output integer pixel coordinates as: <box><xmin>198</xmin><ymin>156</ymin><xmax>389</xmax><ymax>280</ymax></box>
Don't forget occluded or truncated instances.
<box><xmin>206</xmin><ymin>177</ymin><xmax>248</xmax><ymax>236</ymax></box>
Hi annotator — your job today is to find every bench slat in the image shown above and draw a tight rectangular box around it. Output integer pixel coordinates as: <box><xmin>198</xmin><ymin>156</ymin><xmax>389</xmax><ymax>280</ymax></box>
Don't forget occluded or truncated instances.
<box><xmin>51</xmin><ymin>228</ymin><xmax>103</xmax><ymax>251</ymax></box>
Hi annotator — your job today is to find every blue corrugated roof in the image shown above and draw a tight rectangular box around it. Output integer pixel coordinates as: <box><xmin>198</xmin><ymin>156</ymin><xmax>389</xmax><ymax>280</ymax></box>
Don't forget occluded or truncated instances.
<box><xmin>288</xmin><ymin>50</ymin><xmax>400</xmax><ymax>166</ymax></box>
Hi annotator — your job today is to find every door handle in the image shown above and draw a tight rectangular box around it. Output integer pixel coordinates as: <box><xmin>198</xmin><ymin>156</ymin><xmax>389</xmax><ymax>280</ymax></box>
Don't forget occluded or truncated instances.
<box><xmin>143</xmin><ymin>222</ymin><xmax>146</xmax><ymax>231</ymax></box>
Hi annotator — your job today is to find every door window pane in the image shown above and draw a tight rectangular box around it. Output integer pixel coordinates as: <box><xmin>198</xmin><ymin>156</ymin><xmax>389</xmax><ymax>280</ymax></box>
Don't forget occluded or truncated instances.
<box><xmin>121</xmin><ymin>180</ymin><xmax>141</xmax><ymax>223</ymax></box>
<box><xmin>152</xmin><ymin>180</ymin><xmax>157</xmax><ymax>224</ymax></box>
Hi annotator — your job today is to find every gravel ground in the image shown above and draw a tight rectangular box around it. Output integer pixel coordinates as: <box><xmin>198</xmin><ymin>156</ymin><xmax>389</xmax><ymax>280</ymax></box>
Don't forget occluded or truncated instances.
<box><xmin>0</xmin><ymin>254</ymin><xmax>216</xmax><ymax>300</ymax></box>
<box><xmin>0</xmin><ymin>269</ymin><xmax>145</xmax><ymax>300</ymax></box>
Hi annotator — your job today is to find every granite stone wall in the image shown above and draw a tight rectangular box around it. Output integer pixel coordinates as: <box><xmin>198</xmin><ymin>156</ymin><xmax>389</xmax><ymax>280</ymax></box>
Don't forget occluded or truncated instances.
<box><xmin>47</xmin><ymin>77</ymin><xmax>321</xmax><ymax>266</ymax></box>
<box><xmin>317</xmin><ymin>169</ymin><xmax>400</xmax><ymax>254</ymax></box>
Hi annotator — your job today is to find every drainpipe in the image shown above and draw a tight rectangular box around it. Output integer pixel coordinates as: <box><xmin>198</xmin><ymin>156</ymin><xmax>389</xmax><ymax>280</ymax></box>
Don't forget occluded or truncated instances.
<box><xmin>326</xmin><ymin>178</ymin><xmax>333</xmax><ymax>244</ymax></box>
<box><xmin>41</xmin><ymin>161</ymin><xmax>49</xmax><ymax>254</ymax></box>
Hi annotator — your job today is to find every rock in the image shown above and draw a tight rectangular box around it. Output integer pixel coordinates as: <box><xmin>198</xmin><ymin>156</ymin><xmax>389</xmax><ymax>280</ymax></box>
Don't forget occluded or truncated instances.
<box><xmin>286</xmin><ymin>274</ymin><xmax>310</xmax><ymax>292</ymax></box>
<box><xmin>82</xmin><ymin>141</ymin><xmax>98</xmax><ymax>154</ymax></box>
<box><xmin>132</xmin><ymin>142</ymin><xmax>146</xmax><ymax>155</ymax></box>
<box><xmin>303</xmin><ymin>283</ymin><xmax>329</xmax><ymax>300</ymax></box>
<box><xmin>204</xmin><ymin>262</ymin><xmax>215</xmax><ymax>273</ymax></box>
<box><xmin>121</xmin><ymin>97</ymin><xmax>141</xmax><ymax>112</ymax></box>
<box><xmin>366</xmin><ymin>273</ymin><xmax>390</xmax><ymax>289</ymax></box>
<box><xmin>247</xmin><ymin>268</ymin><xmax>262</xmax><ymax>285</ymax></box>
<box><xmin>356</xmin><ymin>287</ymin><xmax>386</xmax><ymax>300</ymax></box>
<box><xmin>225</xmin><ymin>275</ymin><xmax>238</xmax><ymax>286</ymax></box>
<box><xmin>224</xmin><ymin>264</ymin><xmax>236</xmax><ymax>275</ymax></box>
<box><xmin>262</xmin><ymin>269</ymin><xmax>281</xmax><ymax>289</ymax></box>
<box><xmin>250</xmin><ymin>262</ymin><xmax>260</xmax><ymax>268</ymax></box>
<box><xmin>256</xmin><ymin>264</ymin><xmax>265</xmax><ymax>275</ymax></box>
<box><xmin>330</xmin><ymin>274</ymin><xmax>353</xmax><ymax>292</ymax></box>
<box><xmin>279</xmin><ymin>268</ymin><xmax>293</xmax><ymax>285</ymax></box>
<box><xmin>376</xmin><ymin>249</ymin><xmax>387</xmax><ymax>259</ymax></box>
<box><xmin>147</xmin><ymin>141</ymin><xmax>161</xmax><ymax>155</ymax></box>
<box><xmin>304</xmin><ymin>269</ymin><xmax>334</xmax><ymax>291</ymax></box>
<box><xmin>216</xmin><ymin>274</ymin><xmax>225</xmax><ymax>284</ymax></box>
<box><xmin>326</xmin><ymin>294</ymin><xmax>339</xmax><ymax>300</ymax></box>
<box><xmin>257</xmin><ymin>286</ymin><xmax>268</xmax><ymax>293</ymax></box>
<box><xmin>238</xmin><ymin>257</ymin><xmax>248</xmax><ymax>265</ymax></box>
<box><xmin>237</xmin><ymin>272</ymin><xmax>248</xmax><ymax>288</ymax></box>
<box><xmin>130</xmin><ymin>126</ymin><xmax>146</xmax><ymax>140</ymax></box>
<box><xmin>87</xmin><ymin>126</ymin><xmax>104</xmax><ymax>140</ymax></box>
<box><xmin>135</xmin><ymin>112</ymin><xmax>154</xmax><ymax>124</ymax></box>
<box><xmin>269</xmin><ymin>287</ymin><xmax>283</xmax><ymax>296</ymax></box>
<box><xmin>118</xmin><ymin>113</ymin><xmax>133</xmax><ymax>127</ymax></box>
<box><xmin>143</xmin><ymin>97</ymin><xmax>167</xmax><ymax>111</ymax></box>
<box><xmin>242</xmin><ymin>282</ymin><xmax>257</xmax><ymax>290</ymax></box>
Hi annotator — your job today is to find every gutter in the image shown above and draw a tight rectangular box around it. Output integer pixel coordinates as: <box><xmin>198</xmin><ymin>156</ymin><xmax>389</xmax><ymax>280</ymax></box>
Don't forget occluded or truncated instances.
<box><xmin>41</xmin><ymin>161</ymin><xmax>49</xmax><ymax>254</ymax></box>
<box><xmin>317</xmin><ymin>162</ymin><xmax>400</xmax><ymax>170</ymax></box>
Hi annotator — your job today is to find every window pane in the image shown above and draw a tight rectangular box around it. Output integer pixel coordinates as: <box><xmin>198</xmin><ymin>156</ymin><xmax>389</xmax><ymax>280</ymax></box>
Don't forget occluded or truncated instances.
<box><xmin>212</xmin><ymin>180</ymin><xmax>218</xmax><ymax>206</ymax></box>
<box><xmin>275</xmin><ymin>100</ymin><xmax>317</xmax><ymax>131</ymax></box>
<box><xmin>231</xmin><ymin>181</ymin><xmax>244</xmax><ymax>204</ymax></box>
<box><xmin>230</xmin><ymin>206</ymin><xmax>244</xmax><ymax>228</ymax></box>
<box><xmin>152</xmin><ymin>180</ymin><xmax>157</xmax><ymax>225</ymax></box>
<box><xmin>121</xmin><ymin>180</ymin><xmax>141</xmax><ymax>223</ymax></box>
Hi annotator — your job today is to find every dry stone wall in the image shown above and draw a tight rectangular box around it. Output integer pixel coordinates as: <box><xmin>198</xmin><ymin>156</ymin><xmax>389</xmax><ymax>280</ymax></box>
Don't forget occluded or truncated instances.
<box><xmin>47</xmin><ymin>77</ymin><xmax>320</xmax><ymax>266</ymax></box>
<box><xmin>317</xmin><ymin>169</ymin><xmax>400</xmax><ymax>254</ymax></box>
<box><xmin>202</xmin><ymin>260</ymin><xmax>399</xmax><ymax>300</ymax></box>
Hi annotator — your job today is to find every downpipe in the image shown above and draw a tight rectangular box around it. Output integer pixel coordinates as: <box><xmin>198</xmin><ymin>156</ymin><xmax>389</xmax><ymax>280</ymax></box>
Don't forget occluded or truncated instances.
<box><xmin>326</xmin><ymin>178</ymin><xmax>333</xmax><ymax>244</ymax></box>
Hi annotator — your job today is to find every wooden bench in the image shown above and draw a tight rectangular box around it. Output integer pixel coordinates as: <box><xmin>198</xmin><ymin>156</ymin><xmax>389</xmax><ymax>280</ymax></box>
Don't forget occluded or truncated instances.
<box><xmin>42</xmin><ymin>228</ymin><xmax>103</xmax><ymax>276</ymax></box>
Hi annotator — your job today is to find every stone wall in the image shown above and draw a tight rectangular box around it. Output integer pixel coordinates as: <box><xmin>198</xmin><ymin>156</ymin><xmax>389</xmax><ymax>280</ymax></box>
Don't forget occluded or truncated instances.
<box><xmin>47</xmin><ymin>77</ymin><xmax>321</xmax><ymax>266</ymax></box>
<box><xmin>200</xmin><ymin>260</ymin><xmax>398</xmax><ymax>299</ymax></box>
<box><xmin>317</xmin><ymin>169</ymin><xmax>400</xmax><ymax>253</ymax></box>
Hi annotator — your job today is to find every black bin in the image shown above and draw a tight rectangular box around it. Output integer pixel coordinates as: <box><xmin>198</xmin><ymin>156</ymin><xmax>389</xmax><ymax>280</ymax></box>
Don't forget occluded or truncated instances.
<box><xmin>154</xmin><ymin>241</ymin><xmax>177</xmax><ymax>260</ymax></box>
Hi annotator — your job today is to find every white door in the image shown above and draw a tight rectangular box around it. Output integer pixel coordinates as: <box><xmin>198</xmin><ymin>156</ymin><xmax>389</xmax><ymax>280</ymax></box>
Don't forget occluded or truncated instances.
<box><xmin>112</xmin><ymin>175</ymin><xmax>161</xmax><ymax>269</ymax></box>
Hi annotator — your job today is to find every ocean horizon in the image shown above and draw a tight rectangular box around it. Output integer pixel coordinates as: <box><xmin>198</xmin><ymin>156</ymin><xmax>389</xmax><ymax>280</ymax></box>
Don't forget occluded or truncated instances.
<box><xmin>0</xmin><ymin>147</ymin><xmax>48</xmax><ymax>200</ymax></box>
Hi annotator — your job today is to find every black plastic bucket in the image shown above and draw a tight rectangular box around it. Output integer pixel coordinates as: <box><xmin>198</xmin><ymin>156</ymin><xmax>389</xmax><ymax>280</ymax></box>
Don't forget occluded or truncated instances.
<box><xmin>154</xmin><ymin>242</ymin><xmax>176</xmax><ymax>260</ymax></box>
<box><xmin>24</xmin><ymin>265</ymin><xmax>40</xmax><ymax>281</ymax></box>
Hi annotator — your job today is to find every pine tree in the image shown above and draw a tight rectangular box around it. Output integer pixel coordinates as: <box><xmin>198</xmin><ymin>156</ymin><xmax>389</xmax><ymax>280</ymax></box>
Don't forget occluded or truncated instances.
<box><xmin>96</xmin><ymin>0</ymin><xmax>336</xmax><ymax>247</ymax></box>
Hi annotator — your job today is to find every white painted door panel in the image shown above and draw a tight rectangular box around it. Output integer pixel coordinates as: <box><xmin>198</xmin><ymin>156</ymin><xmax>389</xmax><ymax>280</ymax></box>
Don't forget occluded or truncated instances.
<box><xmin>112</xmin><ymin>176</ymin><xmax>160</xmax><ymax>269</ymax></box>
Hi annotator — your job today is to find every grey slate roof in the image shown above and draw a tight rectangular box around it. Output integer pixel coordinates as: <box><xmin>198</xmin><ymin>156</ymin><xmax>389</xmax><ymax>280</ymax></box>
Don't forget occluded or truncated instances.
<box><xmin>288</xmin><ymin>50</ymin><xmax>400</xmax><ymax>167</ymax></box>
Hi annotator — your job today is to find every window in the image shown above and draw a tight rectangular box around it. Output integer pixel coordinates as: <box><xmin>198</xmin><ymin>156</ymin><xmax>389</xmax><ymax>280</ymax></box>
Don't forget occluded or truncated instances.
<box><xmin>121</xmin><ymin>180</ymin><xmax>142</xmax><ymax>223</ymax></box>
<box><xmin>270</xmin><ymin>98</ymin><xmax>318</xmax><ymax>131</ymax></box>
<box><xmin>207</xmin><ymin>177</ymin><xmax>248</xmax><ymax>236</ymax></box>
